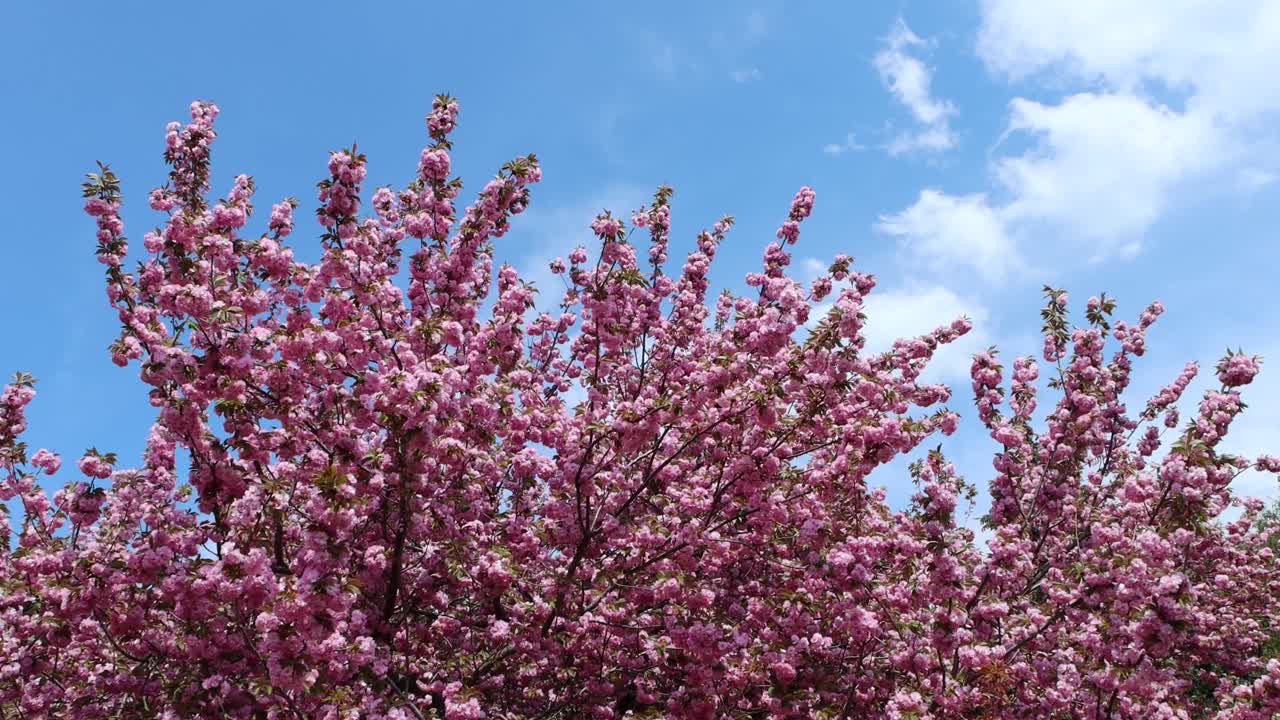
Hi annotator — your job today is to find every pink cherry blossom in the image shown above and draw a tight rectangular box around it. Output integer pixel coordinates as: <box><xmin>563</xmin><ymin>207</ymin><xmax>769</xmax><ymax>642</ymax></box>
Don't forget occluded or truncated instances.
<box><xmin>29</xmin><ymin>448</ymin><xmax>60</xmax><ymax>475</ymax></box>
<box><xmin>0</xmin><ymin>98</ymin><xmax>1276</xmax><ymax>719</ymax></box>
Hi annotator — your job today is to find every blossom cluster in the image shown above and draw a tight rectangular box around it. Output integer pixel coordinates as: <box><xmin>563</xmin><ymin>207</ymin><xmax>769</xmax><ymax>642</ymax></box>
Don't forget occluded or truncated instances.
<box><xmin>0</xmin><ymin>98</ymin><xmax>1278</xmax><ymax>719</ymax></box>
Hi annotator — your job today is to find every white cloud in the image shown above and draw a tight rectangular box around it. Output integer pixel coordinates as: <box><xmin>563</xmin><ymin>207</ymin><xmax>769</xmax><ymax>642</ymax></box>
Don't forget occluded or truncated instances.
<box><xmin>874</xmin><ymin>19</ymin><xmax>958</xmax><ymax>154</ymax></box>
<box><xmin>805</xmin><ymin>284</ymin><xmax>990</xmax><ymax>383</ymax></box>
<box><xmin>995</xmin><ymin>92</ymin><xmax>1220</xmax><ymax>248</ymax></box>
<box><xmin>861</xmin><ymin>285</ymin><xmax>991</xmax><ymax>382</ymax></box>
<box><xmin>877</xmin><ymin>2</ymin><xmax>1280</xmax><ymax>279</ymax></box>
<box><xmin>822</xmin><ymin>132</ymin><xmax>864</xmax><ymax>156</ymax></box>
<box><xmin>876</xmin><ymin>190</ymin><xmax>1018</xmax><ymax>282</ymax></box>
<box><xmin>730</xmin><ymin>67</ymin><xmax>762</xmax><ymax>83</ymax></box>
<box><xmin>964</xmin><ymin>1</ymin><xmax>1280</xmax><ymax>262</ymax></box>
<box><xmin>877</xmin><ymin>92</ymin><xmax>1225</xmax><ymax>272</ymax></box>
<box><xmin>887</xmin><ymin>126</ymin><xmax>956</xmax><ymax>156</ymax></box>
<box><xmin>976</xmin><ymin>0</ymin><xmax>1280</xmax><ymax>119</ymax></box>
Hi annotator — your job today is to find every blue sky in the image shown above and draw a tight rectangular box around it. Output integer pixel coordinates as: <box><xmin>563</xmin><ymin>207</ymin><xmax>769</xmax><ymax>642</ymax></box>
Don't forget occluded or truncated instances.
<box><xmin>2</xmin><ymin>1</ymin><xmax>1278</xmax><ymax>513</ymax></box>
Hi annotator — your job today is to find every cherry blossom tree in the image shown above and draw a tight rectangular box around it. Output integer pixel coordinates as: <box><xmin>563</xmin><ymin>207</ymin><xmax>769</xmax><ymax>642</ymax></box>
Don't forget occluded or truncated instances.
<box><xmin>2</xmin><ymin>97</ymin><xmax>1279</xmax><ymax>719</ymax></box>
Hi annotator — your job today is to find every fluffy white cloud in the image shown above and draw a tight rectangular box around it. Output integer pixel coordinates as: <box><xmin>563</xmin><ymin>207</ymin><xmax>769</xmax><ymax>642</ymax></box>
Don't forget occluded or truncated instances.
<box><xmin>995</xmin><ymin>93</ymin><xmax>1221</xmax><ymax>251</ymax></box>
<box><xmin>861</xmin><ymin>285</ymin><xmax>991</xmax><ymax>382</ymax></box>
<box><xmin>977</xmin><ymin>0</ymin><xmax>1280</xmax><ymax>119</ymax></box>
<box><xmin>876</xmin><ymin>190</ymin><xmax>1018</xmax><ymax>282</ymax></box>
<box><xmin>878</xmin><ymin>2</ymin><xmax>1280</xmax><ymax>280</ymax></box>
<box><xmin>876</xmin><ymin>93</ymin><xmax>1227</xmax><ymax>272</ymax></box>
<box><xmin>988</xmin><ymin>2</ymin><xmax>1278</xmax><ymax>244</ymax></box>
<box><xmin>808</xmin><ymin>285</ymin><xmax>990</xmax><ymax>383</ymax></box>
<box><xmin>874</xmin><ymin>20</ymin><xmax>957</xmax><ymax>154</ymax></box>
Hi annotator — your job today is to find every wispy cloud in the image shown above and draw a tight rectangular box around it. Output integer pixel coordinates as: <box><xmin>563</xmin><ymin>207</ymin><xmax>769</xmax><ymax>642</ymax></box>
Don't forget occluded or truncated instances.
<box><xmin>877</xmin><ymin>189</ymin><xmax>1018</xmax><ymax>283</ymax></box>
<box><xmin>874</xmin><ymin>19</ymin><xmax>958</xmax><ymax>155</ymax></box>
<box><xmin>730</xmin><ymin>67</ymin><xmax>763</xmax><ymax>83</ymax></box>
<box><xmin>822</xmin><ymin>133</ymin><xmax>864</xmax><ymax>156</ymax></box>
